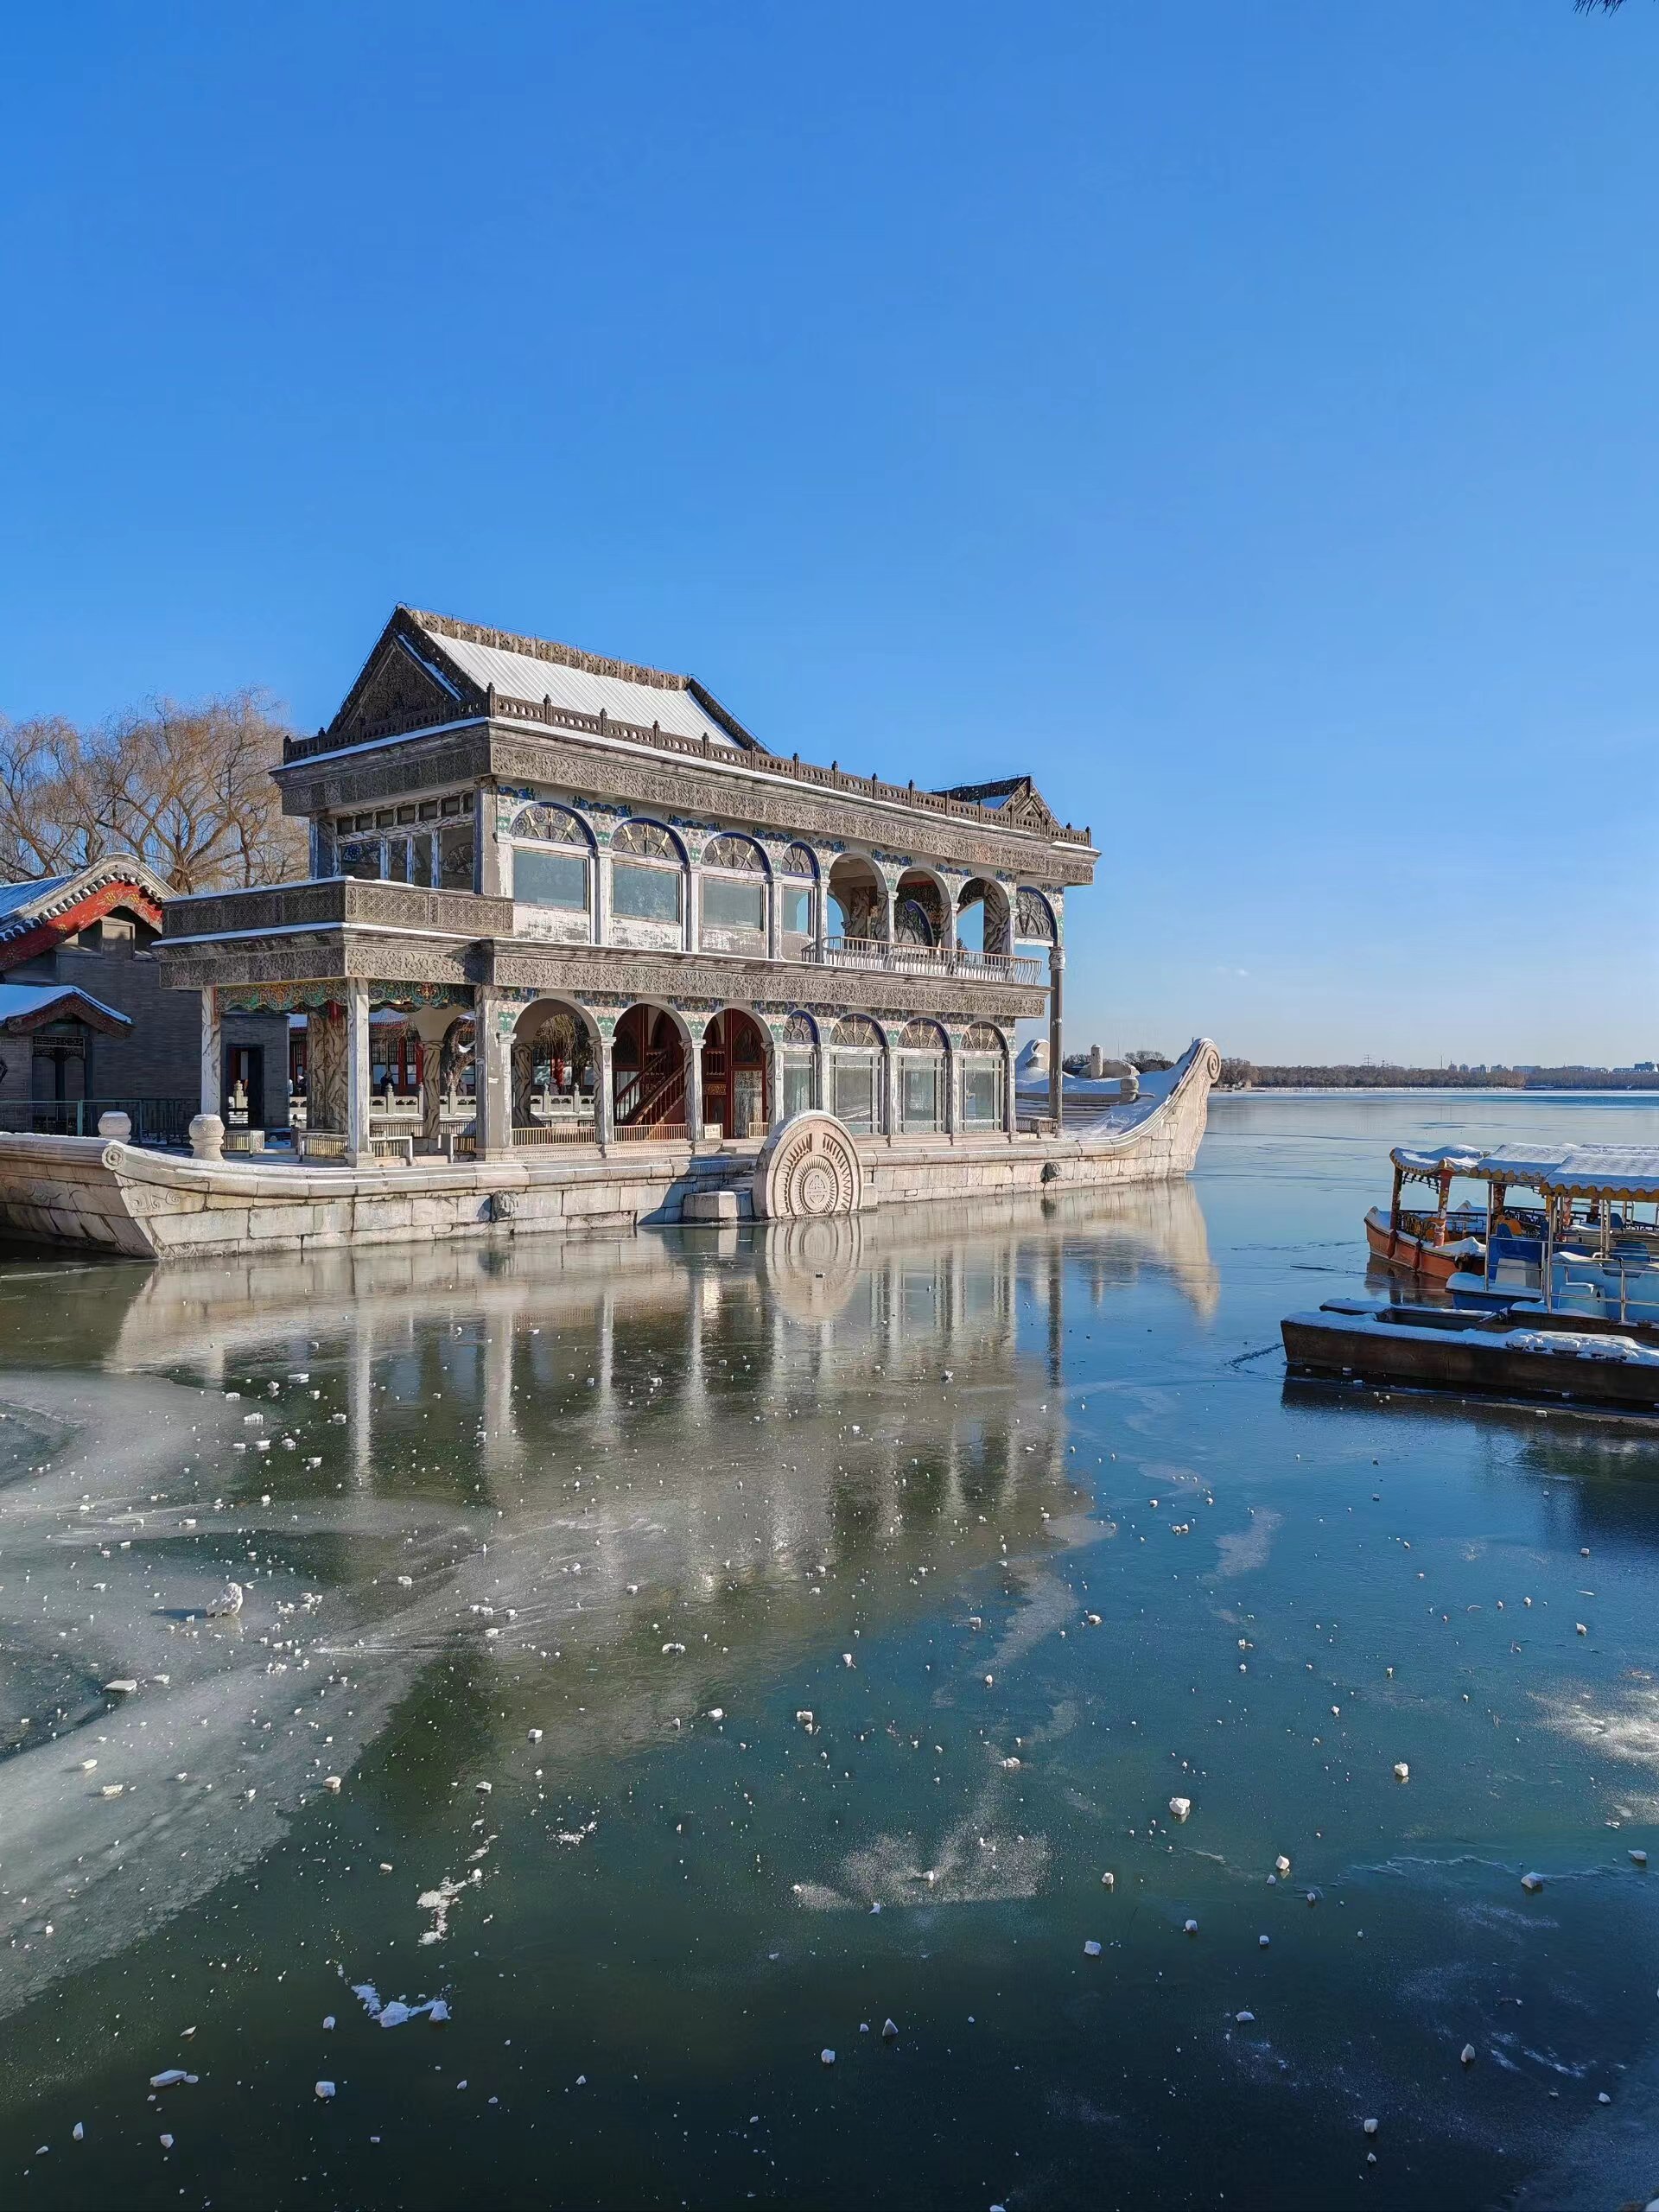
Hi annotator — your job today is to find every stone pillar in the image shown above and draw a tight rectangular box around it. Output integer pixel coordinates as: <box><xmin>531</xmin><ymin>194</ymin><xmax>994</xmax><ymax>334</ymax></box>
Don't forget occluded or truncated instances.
<box><xmin>1048</xmin><ymin>949</ymin><xmax>1064</xmax><ymax>1129</ymax></box>
<box><xmin>766</xmin><ymin>870</ymin><xmax>781</xmax><ymax>963</ymax></box>
<box><xmin>474</xmin><ymin>988</ymin><xmax>512</xmax><ymax>1160</ymax></box>
<box><xmin>419</xmin><ymin>1034</ymin><xmax>445</xmax><ymax>1151</ymax></box>
<box><xmin>1004</xmin><ymin>1040</ymin><xmax>1018</xmax><ymax>1139</ymax></box>
<box><xmin>310</xmin><ymin>1004</ymin><xmax>348</xmax><ymax>1134</ymax></box>
<box><xmin>945</xmin><ymin>1040</ymin><xmax>958</xmax><ymax>1140</ymax></box>
<box><xmin>596</xmin><ymin>1037</ymin><xmax>615</xmax><ymax>1149</ymax></box>
<box><xmin>813</xmin><ymin>1039</ymin><xmax>829</xmax><ymax>1115</ymax></box>
<box><xmin>684</xmin><ymin>1023</ymin><xmax>705</xmax><ymax>1143</ymax></box>
<box><xmin>813</xmin><ymin>867</ymin><xmax>829</xmax><ymax>960</ymax></box>
<box><xmin>592</xmin><ymin>842</ymin><xmax>607</xmax><ymax>946</ymax></box>
<box><xmin>684</xmin><ymin>863</ymin><xmax>699</xmax><ymax>954</ymax></box>
<box><xmin>476</xmin><ymin>783</ymin><xmax>504</xmax><ymax>896</ymax></box>
<box><xmin>199</xmin><ymin>987</ymin><xmax>221</xmax><ymax>1118</ymax></box>
<box><xmin>345</xmin><ymin>981</ymin><xmax>371</xmax><ymax>1165</ymax></box>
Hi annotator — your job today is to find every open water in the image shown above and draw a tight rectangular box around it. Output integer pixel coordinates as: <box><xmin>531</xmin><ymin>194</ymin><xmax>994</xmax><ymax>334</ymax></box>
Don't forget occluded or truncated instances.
<box><xmin>1</xmin><ymin>1090</ymin><xmax>1657</xmax><ymax>2211</ymax></box>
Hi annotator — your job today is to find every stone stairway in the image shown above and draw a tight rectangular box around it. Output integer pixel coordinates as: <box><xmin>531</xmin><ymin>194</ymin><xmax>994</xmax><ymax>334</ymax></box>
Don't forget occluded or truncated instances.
<box><xmin>675</xmin><ymin>1150</ymin><xmax>756</xmax><ymax>1223</ymax></box>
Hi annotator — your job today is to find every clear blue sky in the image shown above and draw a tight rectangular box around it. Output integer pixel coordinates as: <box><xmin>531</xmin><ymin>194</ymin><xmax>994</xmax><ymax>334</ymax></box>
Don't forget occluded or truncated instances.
<box><xmin>2</xmin><ymin>3</ymin><xmax>1655</xmax><ymax>1065</ymax></box>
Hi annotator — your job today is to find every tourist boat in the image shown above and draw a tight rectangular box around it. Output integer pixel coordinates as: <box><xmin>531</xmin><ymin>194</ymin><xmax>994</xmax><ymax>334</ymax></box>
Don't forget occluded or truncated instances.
<box><xmin>1364</xmin><ymin>1145</ymin><xmax>1489</xmax><ymax>1283</ymax></box>
<box><xmin>1433</xmin><ymin>1144</ymin><xmax>1659</xmax><ymax>1321</ymax></box>
<box><xmin>1291</xmin><ymin>1145</ymin><xmax>1659</xmax><ymax>1410</ymax></box>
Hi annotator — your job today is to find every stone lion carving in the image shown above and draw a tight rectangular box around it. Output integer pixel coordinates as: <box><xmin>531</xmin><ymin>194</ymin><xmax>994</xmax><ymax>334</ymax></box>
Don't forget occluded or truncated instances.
<box><xmin>752</xmin><ymin>1111</ymin><xmax>863</xmax><ymax>1221</ymax></box>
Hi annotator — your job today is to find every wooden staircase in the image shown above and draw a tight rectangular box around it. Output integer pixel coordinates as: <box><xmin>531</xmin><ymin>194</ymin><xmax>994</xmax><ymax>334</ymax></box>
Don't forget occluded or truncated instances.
<box><xmin>613</xmin><ymin>1047</ymin><xmax>687</xmax><ymax>1136</ymax></box>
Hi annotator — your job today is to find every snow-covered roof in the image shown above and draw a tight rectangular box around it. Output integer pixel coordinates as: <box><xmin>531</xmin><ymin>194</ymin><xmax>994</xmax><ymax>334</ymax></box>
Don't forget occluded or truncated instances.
<box><xmin>0</xmin><ymin>875</ymin><xmax>70</xmax><ymax>922</ymax></box>
<box><xmin>1474</xmin><ymin>1144</ymin><xmax>1571</xmax><ymax>1185</ymax></box>
<box><xmin>408</xmin><ymin>613</ymin><xmax>753</xmax><ymax>750</ymax></box>
<box><xmin>1541</xmin><ymin>1147</ymin><xmax>1659</xmax><ymax>1200</ymax></box>
<box><xmin>0</xmin><ymin>982</ymin><xmax>131</xmax><ymax>1031</ymax></box>
<box><xmin>1390</xmin><ymin>1145</ymin><xmax>1486</xmax><ymax>1179</ymax></box>
<box><xmin>0</xmin><ymin>856</ymin><xmax>173</xmax><ymax>950</ymax></box>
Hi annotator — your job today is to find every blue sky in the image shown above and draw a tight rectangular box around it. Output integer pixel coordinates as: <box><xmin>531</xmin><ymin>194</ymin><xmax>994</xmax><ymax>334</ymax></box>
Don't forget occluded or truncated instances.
<box><xmin>2</xmin><ymin>2</ymin><xmax>1656</xmax><ymax>1065</ymax></box>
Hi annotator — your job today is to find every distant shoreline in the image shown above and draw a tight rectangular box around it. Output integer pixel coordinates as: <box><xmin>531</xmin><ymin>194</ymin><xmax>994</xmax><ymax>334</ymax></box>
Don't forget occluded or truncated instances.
<box><xmin>1212</xmin><ymin>1084</ymin><xmax>1659</xmax><ymax>1100</ymax></box>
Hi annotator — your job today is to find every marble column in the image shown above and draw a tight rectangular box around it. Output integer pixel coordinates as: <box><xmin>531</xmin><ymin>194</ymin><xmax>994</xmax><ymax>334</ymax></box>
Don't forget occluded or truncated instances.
<box><xmin>199</xmin><ymin>987</ymin><xmax>221</xmax><ymax>1118</ymax></box>
<box><xmin>474</xmin><ymin>988</ymin><xmax>512</xmax><ymax>1160</ymax></box>
<box><xmin>345</xmin><ymin>981</ymin><xmax>371</xmax><ymax>1165</ymax></box>
<box><xmin>596</xmin><ymin>1038</ymin><xmax>615</xmax><ymax>1149</ymax></box>
<box><xmin>684</xmin><ymin>1024</ymin><xmax>704</xmax><ymax>1143</ymax></box>
<box><xmin>1048</xmin><ymin>948</ymin><xmax>1065</xmax><ymax>1128</ymax></box>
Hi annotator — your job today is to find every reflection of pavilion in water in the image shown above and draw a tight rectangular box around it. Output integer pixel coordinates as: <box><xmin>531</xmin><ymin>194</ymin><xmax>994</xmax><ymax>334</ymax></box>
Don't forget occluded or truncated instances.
<box><xmin>0</xmin><ymin>1183</ymin><xmax>1221</xmax><ymax>2022</ymax></box>
<box><xmin>111</xmin><ymin>1184</ymin><xmax>1217</xmax><ymax>1589</ymax></box>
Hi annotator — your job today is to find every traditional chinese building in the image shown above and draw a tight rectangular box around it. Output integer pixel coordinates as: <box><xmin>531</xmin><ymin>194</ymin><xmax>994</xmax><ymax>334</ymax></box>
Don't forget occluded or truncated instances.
<box><xmin>156</xmin><ymin>607</ymin><xmax>1095</xmax><ymax>1167</ymax></box>
<box><xmin>0</xmin><ymin>855</ymin><xmax>286</xmax><ymax>1135</ymax></box>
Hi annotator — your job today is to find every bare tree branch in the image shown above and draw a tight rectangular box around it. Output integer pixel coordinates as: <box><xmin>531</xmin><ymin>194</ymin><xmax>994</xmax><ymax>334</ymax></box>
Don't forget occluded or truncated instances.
<box><xmin>0</xmin><ymin>690</ymin><xmax>306</xmax><ymax>893</ymax></box>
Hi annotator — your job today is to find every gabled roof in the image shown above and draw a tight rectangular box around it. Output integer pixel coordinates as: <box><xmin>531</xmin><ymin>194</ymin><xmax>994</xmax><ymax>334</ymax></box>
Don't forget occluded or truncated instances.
<box><xmin>931</xmin><ymin>775</ymin><xmax>1061</xmax><ymax>836</ymax></box>
<box><xmin>0</xmin><ymin>855</ymin><xmax>173</xmax><ymax>969</ymax></box>
<box><xmin>328</xmin><ymin>607</ymin><xmax>765</xmax><ymax>753</ymax></box>
<box><xmin>0</xmin><ymin>982</ymin><xmax>132</xmax><ymax>1035</ymax></box>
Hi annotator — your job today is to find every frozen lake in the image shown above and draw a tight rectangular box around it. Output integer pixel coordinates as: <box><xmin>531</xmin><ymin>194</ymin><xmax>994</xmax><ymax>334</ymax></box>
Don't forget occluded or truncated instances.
<box><xmin>2</xmin><ymin>1090</ymin><xmax>1657</xmax><ymax>2209</ymax></box>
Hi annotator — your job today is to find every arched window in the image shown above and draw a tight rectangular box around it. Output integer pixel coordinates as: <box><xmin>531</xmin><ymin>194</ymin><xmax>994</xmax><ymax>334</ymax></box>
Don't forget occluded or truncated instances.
<box><xmin>510</xmin><ymin>802</ymin><xmax>589</xmax><ymax>846</ymax></box>
<box><xmin>960</xmin><ymin>1022</ymin><xmax>1007</xmax><ymax>1129</ymax></box>
<box><xmin>780</xmin><ymin>1010</ymin><xmax>817</xmax><ymax>1119</ymax></box>
<box><xmin>779</xmin><ymin>845</ymin><xmax>817</xmax><ymax>936</ymax></box>
<box><xmin>831</xmin><ymin>1014</ymin><xmax>885</xmax><ymax>1048</ymax></box>
<box><xmin>700</xmin><ymin>831</ymin><xmax>767</xmax><ymax>937</ymax></box>
<box><xmin>830</xmin><ymin>1014</ymin><xmax>884</xmax><ymax>1134</ymax></box>
<box><xmin>511</xmin><ymin>803</ymin><xmax>592</xmax><ymax>912</ymax></box>
<box><xmin>702</xmin><ymin>833</ymin><xmax>766</xmax><ymax>873</ymax></box>
<box><xmin>610</xmin><ymin>819</ymin><xmax>683</xmax><ymax>925</ymax></box>
<box><xmin>611</xmin><ymin>819</ymin><xmax>681</xmax><ymax>861</ymax></box>
<box><xmin>897</xmin><ymin>1019</ymin><xmax>947</xmax><ymax>1133</ymax></box>
<box><xmin>1014</xmin><ymin>887</ymin><xmax>1057</xmax><ymax>945</ymax></box>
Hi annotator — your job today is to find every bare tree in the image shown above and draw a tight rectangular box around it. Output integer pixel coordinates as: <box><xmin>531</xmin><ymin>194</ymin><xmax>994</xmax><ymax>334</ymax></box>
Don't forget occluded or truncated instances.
<box><xmin>0</xmin><ymin>690</ymin><xmax>305</xmax><ymax>893</ymax></box>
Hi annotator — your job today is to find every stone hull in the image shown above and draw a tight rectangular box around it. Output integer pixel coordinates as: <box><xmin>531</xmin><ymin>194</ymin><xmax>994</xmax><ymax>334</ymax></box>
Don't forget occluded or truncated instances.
<box><xmin>0</xmin><ymin>1043</ymin><xmax>1217</xmax><ymax>1263</ymax></box>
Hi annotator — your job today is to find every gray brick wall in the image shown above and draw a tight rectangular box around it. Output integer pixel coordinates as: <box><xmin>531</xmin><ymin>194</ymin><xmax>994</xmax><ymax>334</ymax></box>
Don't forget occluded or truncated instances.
<box><xmin>15</xmin><ymin>945</ymin><xmax>292</xmax><ymax>1126</ymax></box>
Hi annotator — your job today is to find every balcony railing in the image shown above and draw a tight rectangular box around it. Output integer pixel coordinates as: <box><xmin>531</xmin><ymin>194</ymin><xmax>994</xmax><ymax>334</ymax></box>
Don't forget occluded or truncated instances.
<box><xmin>804</xmin><ymin>937</ymin><xmax>1046</xmax><ymax>986</ymax></box>
<box><xmin>280</xmin><ymin>689</ymin><xmax>1093</xmax><ymax>848</ymax></box>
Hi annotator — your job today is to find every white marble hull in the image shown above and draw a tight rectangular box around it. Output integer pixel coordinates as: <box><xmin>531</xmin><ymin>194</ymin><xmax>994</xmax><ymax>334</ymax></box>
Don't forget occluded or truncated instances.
<box><xmin>0</xmin><ymin>1042</ymin><xmax>1218</xmax><ymax>1263</ymax></box>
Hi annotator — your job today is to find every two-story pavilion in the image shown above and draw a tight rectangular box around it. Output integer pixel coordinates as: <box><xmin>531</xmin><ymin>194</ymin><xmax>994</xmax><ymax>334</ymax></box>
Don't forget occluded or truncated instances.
<box><xmin>156</xmin><ymin>607</ymin><xmax>1096</xmax><ymax>1167</ymax></box>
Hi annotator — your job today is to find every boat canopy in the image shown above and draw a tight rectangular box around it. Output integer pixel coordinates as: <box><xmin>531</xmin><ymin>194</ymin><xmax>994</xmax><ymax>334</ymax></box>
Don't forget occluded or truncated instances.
<box><xmin>1539</xmin><ymin>1146</ymin><xmax>1659</xmax><ymax>1201</ymax></box>
<box><xmin>1389</xmin><ymin>1145</ymin><xmax>1485</xmax><ymax>1179</ymax></box>
<box><xmin>1471</xmin><ymin>1145</ymin><xmax>1571</xmax><ymax>1186</ymax></box>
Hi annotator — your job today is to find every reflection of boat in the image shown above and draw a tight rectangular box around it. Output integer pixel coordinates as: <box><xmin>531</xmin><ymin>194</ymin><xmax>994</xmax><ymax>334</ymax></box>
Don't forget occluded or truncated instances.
<box><xmin>1364</xmin><ymin>1146</ymin><xmax>1487</xmax><ymax>1283</ymax></box>
<box><xmin>1282</xmin><ymin>1297</ymin><xmax>1659</xmax><ymax>1416</ymax></box>
<box><xmin>0</xmin><ymin>1177</ymin><xmax>1220</xmax><ymax>2019</ymax></box>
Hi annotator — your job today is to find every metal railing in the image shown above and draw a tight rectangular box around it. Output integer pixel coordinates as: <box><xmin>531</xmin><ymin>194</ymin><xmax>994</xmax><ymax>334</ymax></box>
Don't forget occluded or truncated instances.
<box><xmin>0</xmin><ymin>1096</ymin><xmax>199</xmax><ymax>1145</ymax></box>
<box><xmin>612</xmin><ymin>1122</ymin><xmax>689</xmax><ymax>1143</ymax></box>
<box><xmin>804</xmin><ymin>937</ymin><xmax>1046</xmax><ymax>986</ymax></box>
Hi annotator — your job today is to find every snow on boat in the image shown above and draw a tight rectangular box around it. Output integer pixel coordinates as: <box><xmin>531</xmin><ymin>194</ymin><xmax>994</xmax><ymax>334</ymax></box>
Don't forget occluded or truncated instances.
<box><xmin>1281</xmin><ymin>1298</ymin><xmax>1659</xmax><ymax>1416</ymax></box>
<box><xmin>1364</xmin><ymin>1145</ymin><xmax>1488</xmax><ymax>1284</ymax></box>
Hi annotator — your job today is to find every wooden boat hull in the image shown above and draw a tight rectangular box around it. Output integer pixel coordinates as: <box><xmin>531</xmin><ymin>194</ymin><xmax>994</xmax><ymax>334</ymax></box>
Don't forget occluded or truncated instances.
<box><xmin>1364</xmin><ymin>1207</ymin><xmax>1466</xmax><ymax>1284</ymax></box>
<box><xmin>1282</xmin><ymin>1302</ymin><xmax>1659</xmax><ymax>1415</ymax></box>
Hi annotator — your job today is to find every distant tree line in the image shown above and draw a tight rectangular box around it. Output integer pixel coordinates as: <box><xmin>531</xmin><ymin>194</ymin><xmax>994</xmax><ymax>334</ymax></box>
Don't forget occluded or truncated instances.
<box><xmin>0</xmin><ymin>692</ymin><xmax>305</xmax><ymax>893</ymax></box>
<box><xmin>1218</xmin><ymin>1062</ymin><xmax>1659</xmax><ymax>1091</ymax></box>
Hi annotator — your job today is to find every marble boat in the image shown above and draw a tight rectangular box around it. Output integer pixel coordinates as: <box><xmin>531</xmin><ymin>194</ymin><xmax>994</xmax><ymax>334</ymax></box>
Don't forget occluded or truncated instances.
<box><xmin>0</xmin><ymin>1036</ymin><xmax>1219</xmax><ymax>1262</ymax></box>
